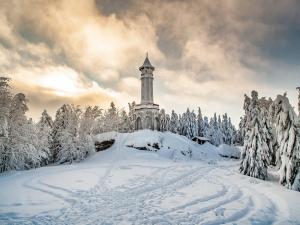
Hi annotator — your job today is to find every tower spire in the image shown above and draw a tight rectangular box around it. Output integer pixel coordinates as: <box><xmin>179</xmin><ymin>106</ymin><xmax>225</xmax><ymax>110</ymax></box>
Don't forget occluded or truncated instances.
<box><xmin>139</xmin><ymin>52</ymin><xmax>154</xmax><ymax>71</ymax></box>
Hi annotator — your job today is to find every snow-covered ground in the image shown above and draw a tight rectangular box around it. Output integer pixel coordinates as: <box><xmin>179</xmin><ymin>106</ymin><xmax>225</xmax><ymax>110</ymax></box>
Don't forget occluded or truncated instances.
<box><xmin>0</xmin><ymin>131</ymin><xmax>300</xmax><ymax>224</ymax></box>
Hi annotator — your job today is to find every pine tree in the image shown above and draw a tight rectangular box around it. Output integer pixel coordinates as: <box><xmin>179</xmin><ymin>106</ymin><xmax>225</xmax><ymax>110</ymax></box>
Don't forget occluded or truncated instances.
<box><xmin>103</xmin><ymin>102</ymin><xmax>119</xmax><ymax>132</ymax></box>
<box><xmin>181</xmin><ymin>108</ymin><xmax>197</xmax><ymax>139</ymax></box>
<box><xmin>240</xmin><ymin>91</ymin><xmax>273</xmax><ymax>180</ymax></box>
<box><xmin>36</xmin><ymin>110</ymin><xmax>53</xmax><ymax>165</ymax></box>
<box><xmin>51</xmin><ymin>104</ymin><xmax>83</xmax><ymax>164</ymax></box>
<box><xmin>0</xmin><ymin>77</ymin><xmax>12</xmax><ymax>172</ymax></box>
<box><xmin>6</xmin><ymin>93</ymin><xmax>43</xmax><ymax>170</ymax></box>
<box><xmin>78</xmin><ymin>106</ymin><xmax>101</xmax><ymax>156</ymax></box>
<box><xmin>118</xmin><ymin>109</ymin><xmax>131</xmax><ymax>133</ymax></box>
<box><xmin>271</xmin><ymin>94</ymin><xmax>300</xmax><ymax>190</ymax></box>
<box><xmin>203</xmin><ymin>116</ymin><xmax>210</xmax><ymax>139</ymax></box>
<box><xmin>297</xmin><ymin>87</ymin><xmax>300</xmax><ymax>117</ymax></box>
<box><xmin>159</xmin><ymin>109</ymin><xmax>167</xmax><ymax>132</ymax></box>
<box><xmin>197</xmin><ymin>107</ymin><xmax>204</xmax><ymax>136</ymax></box>
<box><xmin>170</xmin><ymin>110</ymin><xmax>179</xmax><ymax>133</ymax></box>
<box><xmin>221</xmin><ymin>113</ymin><xmax>233</xmax><ymax>145</ymax></box>
<box><xmin>208</xmin><ymin>113</ymin><xmax>223</xmax><ymax>146</ymax></box>
<box><xmin>128</xmin><ymin>101</ymin><xmax>136</xmax><ymax>132</ymax></box>
<box><xmin>0</xmin><ymin>77</ymin><xmax>11</xmax><ymax>138</ymax></box>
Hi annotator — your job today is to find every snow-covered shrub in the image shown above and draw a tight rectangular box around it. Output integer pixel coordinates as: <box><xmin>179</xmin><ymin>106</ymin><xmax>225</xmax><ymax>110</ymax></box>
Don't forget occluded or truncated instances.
<box><xmin>217</xmin><ymin>144</ymin><xmax>240</xmax><ymax>159</ymax></box>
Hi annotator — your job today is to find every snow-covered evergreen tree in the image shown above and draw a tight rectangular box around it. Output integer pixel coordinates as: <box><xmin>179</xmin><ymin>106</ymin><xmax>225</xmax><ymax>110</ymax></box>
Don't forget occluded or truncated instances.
<box><xmin>208</xmin><ymin>113</ymin><xmax>223</xmax><ymax>146</ymax></box>
<box><xmin>180</xmin><ymin>108</ymin><xmax>197</xmax><ymax>139</ymax></box>
<box><xmin>0</xmin><ymin>77</ymin><xmax>12</xmax><ymax>172</ymax></box>
<box><xmin>6</xmin><ymin>93</ymin><xmax>44</xmax><ymax>170</ymax></box>
<box><xmin>197</xmin><ymin>107</ymin><xmax>204</xmax><ymax>137</ymax></box>
<box><xmin>51</xmin><ymin>104</ymin><xmax>84</xmax><ymax>164</ymax></box>
<box><xmin>170</xmin><ymin>110</ymin><xmax>179</xmax><ymax>133</ymax></box>
<box><xmin>103</xmin><ymin>102</ymin><xmax>119</xmax><ymax>132</ymax></box>
<box><xmin>78</xmin><ymin>106</ymin><xmax>101</xmax><ymax>156</ymax></box>
<box><xmin>202</xmin><ymin>116</ymin><xmax>210</xmax><ymax>139</ymax></box>
<box><xmin>159</xmin><ymin>109</ymin><xmax>167</xmax><ymax>132</ymax></box>
<box><xmin>221</xmin><ymin>113</ymin><xmax>234</xmax><ymax>145</ymax></box>
<box><xmin>271</xmin><ymin>94</ymin><xmax>300</xmax><ymax>190</ymax></box>
<box><xmin>127</xmin><ymin>101</ymin><xmax>136</xmax><ymax>132</ymax></box>
<box><xmin>36</xmin><ymin>110</ymin><xmax>53</xmax><ymax>165</ymax></box>
<box><xmin>0</xmin><ymin>77</ymin><xmax>11</xmax><ymax>138</ymax></box>
<box><xmin>165</xmin><ymin>114</ymin><xmax>171</xmax><ymax>131</ymax></box>
<box><xmin>297</xmin><ymin>87</ymin><xmax>300</xmax><ymax>117</ymax></box>
<box><xmin>240</xmin><ymin>91</ymin><xmax>273</xmax><ymax>180</ymax></box>
<box><xmin>118</xmin><ymin>109</ymin><xmax>131</xmax><ymax>133</ymax></box>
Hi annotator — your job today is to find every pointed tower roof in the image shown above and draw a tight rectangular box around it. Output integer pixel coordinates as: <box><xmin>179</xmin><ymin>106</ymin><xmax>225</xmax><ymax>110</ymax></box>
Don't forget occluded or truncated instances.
<box><xmin>139</xmin><ymin>53</ymin><xmax>154</xmax><ymax>71</ymax></box>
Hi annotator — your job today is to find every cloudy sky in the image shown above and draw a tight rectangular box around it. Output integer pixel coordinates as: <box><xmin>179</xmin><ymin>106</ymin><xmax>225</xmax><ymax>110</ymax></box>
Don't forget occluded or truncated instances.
<box><xmin>0</xmin><ymin>0</ymin><xmax>299</xmax><ymax>125</ymax></box>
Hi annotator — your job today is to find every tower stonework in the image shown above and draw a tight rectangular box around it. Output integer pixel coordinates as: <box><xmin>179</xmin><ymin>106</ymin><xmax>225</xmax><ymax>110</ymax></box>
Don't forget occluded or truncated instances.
<box><xmin>134</xmin><ymin>55</ymin><xmax>160</xmax><ymax>130</ymax></box>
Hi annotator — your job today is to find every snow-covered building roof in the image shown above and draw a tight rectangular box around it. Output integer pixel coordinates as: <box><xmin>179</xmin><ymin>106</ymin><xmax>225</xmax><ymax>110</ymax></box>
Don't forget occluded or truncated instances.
<box><xmin>192</xmin><ymin>136</ymin><xmax>210</xmax><ymax>141</ymax></box>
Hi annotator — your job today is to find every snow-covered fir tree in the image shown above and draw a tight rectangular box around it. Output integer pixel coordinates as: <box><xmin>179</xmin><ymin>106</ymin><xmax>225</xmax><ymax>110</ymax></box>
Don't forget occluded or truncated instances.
<box><xmin>0</xmin><ymin>77</ymin><xmax>12</xmax><ymax>172</ymax></box>
<box><xmin>180</xmin><ymin>108</ymin><xmax>197</xmax><ymax>139</ymax></box>
<box><xmin>208</xmin><ymin>113</ymin><xmax>223</xmax><ymax>146</ymax></box>
<box><xmin>297</xmin><ymin>87</ymin><xmax>300</xmax><ymax>117</ymax></box>
<box><xmin>51</xmin><ymin>104</ymin><xmax>84</xmax><ymax>164</ymax></box>
<box><xmin>221</xmin><ymin>113</ymin><xmax>234</xmax><ymax>145</ymax></box>
<box><xmin>78</xmin><ymin>106</ymin><xmax>101</xmax><ymax>156</ymax></box>
<box><xmin>202</xmin><ymin>116</ymin><xmax>210</xmax><ymax>139</ymax></box>
<box><xmin>240</xmin><ymin>91</ymin><xmax>273</xmax><ymax>180</ymax></box>
<box><xmin>36</xmin><ymin>110</ymin><xmax>53</xmax><ymax>165</ymax></box>
<box><xmin>5</xmin><ymin>93</ymin><xmax>44</xmax><ymax>170</ymax></box>
<box><xmin>127</xmin><ymin>101</ymin><xmax>136</xmax><ymax>132</ymax></box>
<box><xmin>159</xmin><ymin>109</ymin><xmax>167</xmax><ymax>132</ymax></box>
<box><xmin>197</xmin><ymin>107</ymin><xmax>204</xmax><ymax>137</ymax></box>
<box><xmin>103</xmin><ymin>102</ymin><xmax>119</xmax><ymax>132</ymax></box>
<box><xmin>170</xmin><ymin>110</ymin><xmax>179</xmax><ymax>133</ymax></box>
<box><xmin>118</xmin><ymin>109</ymin><xmax>131</xmax><ymax>133</ymax></box>
<box><xmin>0</xmin><ymin>77</ymin><xmax>11</xmax><ymax>138</ymax></box>
<box><xmin>271</xmin><ymin>94</ymin><xmax>300</xmax><ymax>190</ymax></box>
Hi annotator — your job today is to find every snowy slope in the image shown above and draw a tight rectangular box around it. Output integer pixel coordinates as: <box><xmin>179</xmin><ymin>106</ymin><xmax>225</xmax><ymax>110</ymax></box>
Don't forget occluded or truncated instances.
<box><xmin>0</xmin><ymin>130</ymin><xmax>300</xmax><ymax>224</ymax></box>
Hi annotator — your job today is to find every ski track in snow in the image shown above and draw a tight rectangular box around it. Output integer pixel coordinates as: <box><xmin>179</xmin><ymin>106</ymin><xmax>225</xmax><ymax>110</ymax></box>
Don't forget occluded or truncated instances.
<box><xmin>0</xmin><ymin>133</ymin><xmax>296</xmax><ymax>225</ymax></box>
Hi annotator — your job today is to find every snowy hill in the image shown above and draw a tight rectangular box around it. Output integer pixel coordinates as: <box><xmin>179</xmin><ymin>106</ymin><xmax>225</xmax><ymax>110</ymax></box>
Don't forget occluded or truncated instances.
<box><xmin>0</xmin><ymin>130</ymin><xmax>300</xmax><ymax>224</ymax></box>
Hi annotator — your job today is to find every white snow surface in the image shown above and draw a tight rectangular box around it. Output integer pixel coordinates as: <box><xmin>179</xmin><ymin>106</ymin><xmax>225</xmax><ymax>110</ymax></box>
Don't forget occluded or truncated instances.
<box><xmin>0</xmin><ymin>130</ymin><xmax>300</xmax><ymax>224</ymax></box>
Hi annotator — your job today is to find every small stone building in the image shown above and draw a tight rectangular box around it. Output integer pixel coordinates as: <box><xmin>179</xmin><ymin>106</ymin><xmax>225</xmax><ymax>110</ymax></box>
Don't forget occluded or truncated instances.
<box><xmin>134</xmin><ymin>55</ymin><xmax>160</xmax><ymax>130</ymax></box>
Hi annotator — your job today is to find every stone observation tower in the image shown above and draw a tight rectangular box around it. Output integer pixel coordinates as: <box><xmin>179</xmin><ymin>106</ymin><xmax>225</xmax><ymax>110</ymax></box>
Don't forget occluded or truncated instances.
<box><xmin>134</xmin><ymin>54</ymin><xmax>160</xmax><ymax>130</ymax></box>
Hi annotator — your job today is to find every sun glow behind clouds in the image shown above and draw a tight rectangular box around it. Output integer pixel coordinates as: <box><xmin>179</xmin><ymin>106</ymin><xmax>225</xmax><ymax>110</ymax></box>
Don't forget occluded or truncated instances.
<box><xmin>37</xmin><ymin>67</ymin><xmax>87</xmax><ymax>97</ymax></box>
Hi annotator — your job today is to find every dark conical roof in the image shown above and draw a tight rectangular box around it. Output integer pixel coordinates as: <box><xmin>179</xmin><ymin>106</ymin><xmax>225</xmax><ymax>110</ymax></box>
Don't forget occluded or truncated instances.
<box><xmin>139</xmin><ymin>53</ymin><xmax>154</xmax><ymax>71</ymax></box>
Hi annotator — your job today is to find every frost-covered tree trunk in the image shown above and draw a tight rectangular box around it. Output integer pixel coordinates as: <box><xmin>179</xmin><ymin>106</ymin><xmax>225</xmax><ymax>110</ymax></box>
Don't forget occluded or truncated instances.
<box><xmin>240</xmin><ymin>91</ymin><xmax>273</xmax><ymax>180</ymax></box>
<box><xmin>271</xmin><ymin>94</ymin><xmax>300</xmax><ymax>190</ymax></box>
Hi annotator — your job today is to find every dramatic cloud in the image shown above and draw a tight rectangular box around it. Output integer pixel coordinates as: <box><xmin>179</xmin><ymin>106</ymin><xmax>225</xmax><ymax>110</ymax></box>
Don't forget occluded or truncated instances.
<box><xmin>0</xmin><ymin>0</ymin><xmax>299</xmax><ymax>125</ymax></box>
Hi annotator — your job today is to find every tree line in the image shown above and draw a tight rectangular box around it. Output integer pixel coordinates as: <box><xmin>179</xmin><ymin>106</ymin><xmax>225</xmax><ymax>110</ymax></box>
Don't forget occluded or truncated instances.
<box><xmin>0</xmin><ymin>77</ymin><xmax>237</xmax><ymax>172</ymax></box>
